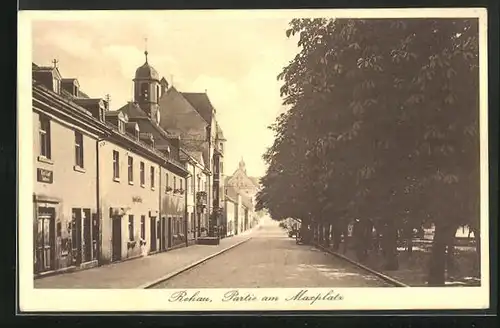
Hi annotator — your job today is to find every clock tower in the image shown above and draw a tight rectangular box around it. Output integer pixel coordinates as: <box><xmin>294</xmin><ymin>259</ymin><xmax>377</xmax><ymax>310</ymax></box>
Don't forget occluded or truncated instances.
<box><xmin>133</xmin><ymin>50</ymin><xmax>161</xmax><ymax>124</ymax></box>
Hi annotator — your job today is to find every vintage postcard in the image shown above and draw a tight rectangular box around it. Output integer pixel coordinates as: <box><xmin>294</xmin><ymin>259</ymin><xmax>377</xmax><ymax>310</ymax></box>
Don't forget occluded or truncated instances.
<box><xmin>17</xmin><ymin>8</ymin><xmax>489</xmax><ymax>312</ymax></box>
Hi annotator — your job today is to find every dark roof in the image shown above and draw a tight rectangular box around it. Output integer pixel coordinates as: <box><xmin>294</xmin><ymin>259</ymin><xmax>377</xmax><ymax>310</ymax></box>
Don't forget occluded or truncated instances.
<box><xmin>105</xmin><ymin>110</ymin><xmax>121</xmax><ymax>117</ymax></box>
<box><xmin>135</xmin><ymin>62</ymin><xmax>159</xmax><ymax>81</ymax></box>
<box><xmin>78</xmin><ymin>90</ymin><xmax>90</xmax><ymax>98</ymax></box>
<box><xmin>61</xmin><ymin>78</ymin><xmax>80</xmax><ymax>87</ymax></box>
<box><xmin>180</xmin><ymin>92</ymin><xmax>215</xmax><ymax>124</ymax></box>
<box><xmin>116</xmin><ymin>102</ymin><xmax>149</xmax><ymax>119</ymax></box>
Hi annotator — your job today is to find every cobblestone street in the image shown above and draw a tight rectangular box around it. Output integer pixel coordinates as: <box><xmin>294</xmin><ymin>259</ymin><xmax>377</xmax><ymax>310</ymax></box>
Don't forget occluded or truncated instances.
<box><xmin>153</xmin><ymin>219</ymin><xmax>391</xmax><ymax>288</ymax></box>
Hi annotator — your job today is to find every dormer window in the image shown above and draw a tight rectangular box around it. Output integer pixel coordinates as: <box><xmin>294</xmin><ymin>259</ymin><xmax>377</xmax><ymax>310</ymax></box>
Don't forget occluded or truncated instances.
<box><xmin>73</xmin><ymin>84</ymin><xmax>79</xmax><ymax>97</ymax></box>
<box><xmin>99</xmin><ymin>107</ymin><xmax>105</xmax><ymax>121</ymax></box>
<box><xmin>118</xmin><ymin>120</ymin><xmax>125</xmax><ymax>133</ymax></box>
<box><xmin>135</xmin><ymin>129</ymin><xmax>140</xmax><ymax>141</ymax></box>
<box><xmin>53</xmin><ymin>77</ymin><xmax>60</xmax><ymax>94</ymax></box>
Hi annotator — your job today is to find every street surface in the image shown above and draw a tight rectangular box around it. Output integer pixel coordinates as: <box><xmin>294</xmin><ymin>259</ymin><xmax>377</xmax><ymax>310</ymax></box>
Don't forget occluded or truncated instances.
<box><xmin>153</xmin><ymin>218</ymin><xmax>391</xmax><ymax>288</ymax></box>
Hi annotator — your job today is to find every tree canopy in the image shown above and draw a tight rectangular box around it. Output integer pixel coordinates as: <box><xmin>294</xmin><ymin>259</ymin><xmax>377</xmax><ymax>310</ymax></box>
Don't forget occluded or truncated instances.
<box><xmin>256</xmin><ymin>18</ymin><xmax>480</xmax><ymax>284</ymax></box>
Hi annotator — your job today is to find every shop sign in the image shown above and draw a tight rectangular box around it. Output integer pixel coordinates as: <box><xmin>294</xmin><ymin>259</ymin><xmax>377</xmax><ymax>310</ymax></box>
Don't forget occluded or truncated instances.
<box><xmin>37</xmin><ymin>168</ymin><xmax>53</xmax><ymax>183</ymax></box>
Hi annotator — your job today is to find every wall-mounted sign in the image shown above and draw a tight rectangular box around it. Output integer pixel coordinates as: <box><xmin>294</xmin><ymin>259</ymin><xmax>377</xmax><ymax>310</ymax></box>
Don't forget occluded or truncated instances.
<box><xmin>37</xmin><ymin>168</ymin><xmax>53</xmax><ymax>183</ymax></box>
<box><xmin>132</xmin><ymin>196</ymin><xmax>143</xmax><ymax>203</ymax></box>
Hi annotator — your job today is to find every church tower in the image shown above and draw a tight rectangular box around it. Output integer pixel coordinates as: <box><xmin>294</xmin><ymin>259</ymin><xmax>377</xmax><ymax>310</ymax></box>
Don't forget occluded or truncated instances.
<box><xmin>133</xmin><ymin>50</ymin><xmax>161</xmax><ymax>124</ymax></box>
<box><xmin>238</xmin><ymin>157</ymin><xmax>246</xmax><ymax>174</ymax></box>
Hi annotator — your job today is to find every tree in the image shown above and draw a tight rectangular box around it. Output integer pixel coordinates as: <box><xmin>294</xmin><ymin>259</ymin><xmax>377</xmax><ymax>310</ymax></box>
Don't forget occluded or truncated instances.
<box><xmin>258</xmin><ymin>18</ymin><xmax>480</xmax><ymax>285</ymax></box>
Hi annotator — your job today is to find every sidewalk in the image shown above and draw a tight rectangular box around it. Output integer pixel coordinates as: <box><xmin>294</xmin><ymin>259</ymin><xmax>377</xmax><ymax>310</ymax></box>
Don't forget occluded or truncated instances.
<box><xmin>34</xmin><ymin>231</ymin><xmax>255</xmax><ymax>289</ymax></box>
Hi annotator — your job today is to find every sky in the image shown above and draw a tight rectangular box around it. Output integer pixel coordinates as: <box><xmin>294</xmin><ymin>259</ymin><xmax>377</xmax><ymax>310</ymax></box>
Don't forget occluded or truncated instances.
<box><xmin>31</xmin><ymin>13</ymin><xmax>300</xmax><ymax>178</ymax></box>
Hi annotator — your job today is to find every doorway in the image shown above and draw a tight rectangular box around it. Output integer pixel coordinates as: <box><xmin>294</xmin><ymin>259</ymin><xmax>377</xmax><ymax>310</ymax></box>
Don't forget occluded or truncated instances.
<box><xmin>111</xmin><ymin>216</ymin><xmax>122</xmax><ymax>262</ymax></box>
<box><xmin>71</xmin><ymin>209</ymin><xmax>82</xmax><ymax>266</ymax></box>
<box><xmin>35</xmin><ymin>207</ymin><xmax>56</xmax><ymax>274</ymax></box>
<box><xmin>82</xmin><ymin>209</ymin><xmax>92</xmax><ymax>263</ymax></box>
<box><xmin>150</xmin><ymin>217</ymin><xmax>157</xmax><ymax>252</ymax></box>
<box><xmin>160</xmin><ymin>217</ymin><xmax>166</xmax><ymax>251</ymax></box>
<box><xmin>167</xmin><ymin>217</ymin><xmax>172</xmax><ymax>248</ymax></box>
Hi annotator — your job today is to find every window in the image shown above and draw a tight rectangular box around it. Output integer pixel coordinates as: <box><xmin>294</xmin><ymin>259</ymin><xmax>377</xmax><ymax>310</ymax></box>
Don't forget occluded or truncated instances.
<box><xmin>75</xmin><ymin>131</ymin><xmax>84</xmax><ymax>168</ymax></box>
<box><xmin>39</xmin><ymin>115</ymin><xmax>51</xmax><ymax>159</ymax></box>
<box><xmin>118</xmin><ymin>120</ymin><xmax>125</xmax><ymax>133</ymax></box>
<box><xmin>140</xmin><ymin>162</ymin><xmax>145</xmax><ymax>186</ymax></box>
<box><xmin>180</xmin><ymin>179</ymin><xmax>183</xmax><ymax>191</ymax></box>
<box><xmin>128</xmin><ymin>156</ymin><xmax>134</xmax><ymax>184</ymax></box>
<box><xmin>173</xmin><ymin>176</ymin><xmax>177</xmax><ymax>190</ymax></box>
<box><xmin>112</xmin><ymin>150</ymin><xmax>120</xmax><ymax>180</ymax></box>
<box><xmin>141</xmin><ymin>83</ymin><xmax>149</xmax><ymax>102</ymax></box>
<box><xmin>197</xmin><ymin>176</ymin><xmax>201</xmax><ymax>192</ymax></box>
<box><xmin>220</xmin><ymin>142</ymin><xmax>223</xmax><ymax>152</ymax></box>
<box><xmin>53</xmin><ymin>78</ymin><xmax>60</xmax><ymax>93</ymax></box>
<box><xmin>150</xmin><ymin>166</ymin><xmax>155</xmax><ymax>189</ymax></box>
<box><xmin>128</xmin><ymin>215</ymin><xmax>134</xmax><ymax>241</ymax></box>
<box><xmin>165</xmin><ymin>173</ymin><xmax>169</xmax><ymax>193</ymax></box>
<box><xmin>140</xmin><ymin>216</ymin><xmax>146</xmax><ymax>240</ymax></box>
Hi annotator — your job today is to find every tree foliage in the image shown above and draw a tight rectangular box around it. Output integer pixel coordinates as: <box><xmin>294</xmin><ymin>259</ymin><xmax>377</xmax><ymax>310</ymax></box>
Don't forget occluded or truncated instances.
<box><xmin>256</xmin><ymin>18</ymin><xmax>480</xmax><ymax>285</ymax></box>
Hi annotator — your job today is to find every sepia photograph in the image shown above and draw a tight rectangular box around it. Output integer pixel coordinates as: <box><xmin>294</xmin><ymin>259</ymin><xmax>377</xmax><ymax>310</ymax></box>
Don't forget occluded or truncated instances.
<box><xmin>17</xmin><ymin>8</ymin><xmax>489</xmax><ymax>312</ymax></box>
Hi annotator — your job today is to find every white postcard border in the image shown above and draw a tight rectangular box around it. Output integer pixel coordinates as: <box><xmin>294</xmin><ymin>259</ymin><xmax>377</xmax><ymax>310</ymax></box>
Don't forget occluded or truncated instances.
<box><xmin>18</xmin><ymin>8</ymin><xmax>490</xmax><ymax>312</ymax></box>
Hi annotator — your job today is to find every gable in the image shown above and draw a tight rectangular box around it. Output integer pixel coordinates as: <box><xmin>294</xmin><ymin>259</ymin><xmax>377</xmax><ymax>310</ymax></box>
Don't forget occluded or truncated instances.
<box><xmin>227</xmin><ymin>170</ymin><xmax>259</xmax><ymax>190</ymax></box>
<box><xmin>158</xmin><ymin>87</ymin><xmax>207</xmax><ymax>137</ymax></box>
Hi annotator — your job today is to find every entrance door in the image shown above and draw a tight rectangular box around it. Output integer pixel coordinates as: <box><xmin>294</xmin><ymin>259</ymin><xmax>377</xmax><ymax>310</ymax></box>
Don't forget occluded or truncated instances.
<box><xmin>71</xmin><ymin>209</ymin><xmax>82</xmax><ymax>266</ymax></box>
<box><xmin>160</xmin><ymin>217</ymin><xmax>166</xmax><ymax>251</ymax></box>
<box><xmin>82</xmin><ymin>210</ymin><xmax>92</xmax><ymax>263</ymax></box>
<box><xmin>35</xmin><ymin>207</ymin><xmax>55</xmax><ymax>273</ymax></box>
<box><xmin>167</xmin><ymin>217</ymin><xmax>172</xmax><ymax>248</ymax></box>
<box><xmin>111</xmin><ymin>216</ymin><xmax>122</xmax><ymax>262</ymax></box>
<box><xmin>150</xmin><ymin>217</ymin><xmax>157</xmax><ymax>251</ymax></box>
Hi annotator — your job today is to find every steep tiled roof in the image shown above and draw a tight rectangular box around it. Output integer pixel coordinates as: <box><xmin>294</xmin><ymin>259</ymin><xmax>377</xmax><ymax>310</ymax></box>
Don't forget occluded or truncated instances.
<box><xmin>116</xmin><ymin>102</ymin><xmax>149</xmax><ymax>119</ymax></box>
<box><xmin>180</xmin><ymin>92</ymin><xmax>214</xmax><ymax>124</ymax></box>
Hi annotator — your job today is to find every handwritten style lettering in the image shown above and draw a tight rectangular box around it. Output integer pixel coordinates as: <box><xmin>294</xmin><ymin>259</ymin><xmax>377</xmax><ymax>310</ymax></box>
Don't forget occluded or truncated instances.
<box><xmin>222</xmin><ymin>289</ymin><xmax>258</xmax><ymax>302</ymax></box>
<box><xmin>168</xmin><ymin>290</ymin><xmax>212</xmax><ymax>302</ymax></box>
<box><xmin>285</xmin><ymin>289</ymin><xmax>343</xmax><ymax>304</ymax></box>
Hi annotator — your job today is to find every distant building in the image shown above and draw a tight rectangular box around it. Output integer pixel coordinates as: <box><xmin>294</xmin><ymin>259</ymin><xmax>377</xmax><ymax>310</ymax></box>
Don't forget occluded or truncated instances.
<box><xmin>225</xmin><ymin>158</ymin><xmax>261</xmax><ymax>202</ymax></box>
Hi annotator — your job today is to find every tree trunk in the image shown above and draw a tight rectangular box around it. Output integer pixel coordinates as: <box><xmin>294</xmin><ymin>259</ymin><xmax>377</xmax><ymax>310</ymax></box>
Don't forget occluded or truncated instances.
<box><xmin>382</xmin><ymin>219</ymin><xmax>399</xmax><ymax>270</ymax></box>
<box><xmin>332</xmin><ymin>224</ymin><xmax>341</xmax><ymax>252</ymax></box>
<box><xmin>445</xmin><ymin>229</ymin><xmax>457</xmax><ymax>278</ymax></box>
<box><xmin>428</xmin><ymin>223</ymin><xmax>454</xmax><ymax>286</ymax></box>
<box><xmin>324</xmin><ymin>223</ymin><xmax>331</xmax><ymax>247</ymax></box>
<box><xmin>471</xmin><ymin>225</ymin><xmax>480</xmax><ymax>277</ymax></box>
<box><xmin>354</xmin><ymin>219</ymin><xmax>369</xmax><ymax>263</ymax></box>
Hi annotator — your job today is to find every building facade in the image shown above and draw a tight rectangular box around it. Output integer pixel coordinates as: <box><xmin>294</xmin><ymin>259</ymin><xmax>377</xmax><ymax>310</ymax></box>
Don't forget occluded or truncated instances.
<box><xmin>32</xmin><ymin>65</ymin><xmax>109</xmax><ymax>276</ymax></box>
<box><xmin>32</xmin><ymin>56</ymin><xmax>191</xmax><ymax>277</ymax></box>
<box><xmin>157</xmin><ymin>83</ymin><xmax>226</xmax><ymax>239</ymax></box>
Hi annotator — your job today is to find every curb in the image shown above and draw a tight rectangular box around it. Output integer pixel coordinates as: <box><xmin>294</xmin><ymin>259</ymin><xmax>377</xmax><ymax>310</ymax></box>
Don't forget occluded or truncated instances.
<box><xmin>314</xmin><ymin>243</ymin><xmax>410</xmax><ymax>287</ymax></box>
<box><xmin>139</xmin><ymin>237</ymin><xmax>253</xmax><ymax>289</ymax></box>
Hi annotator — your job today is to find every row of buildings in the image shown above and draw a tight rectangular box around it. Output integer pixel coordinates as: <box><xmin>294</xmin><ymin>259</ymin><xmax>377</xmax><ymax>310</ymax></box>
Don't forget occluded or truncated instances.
<box><xmin>32</xmin><ymin>52</ymin><xmax>261</xmax><ymax>277</ymax></box>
